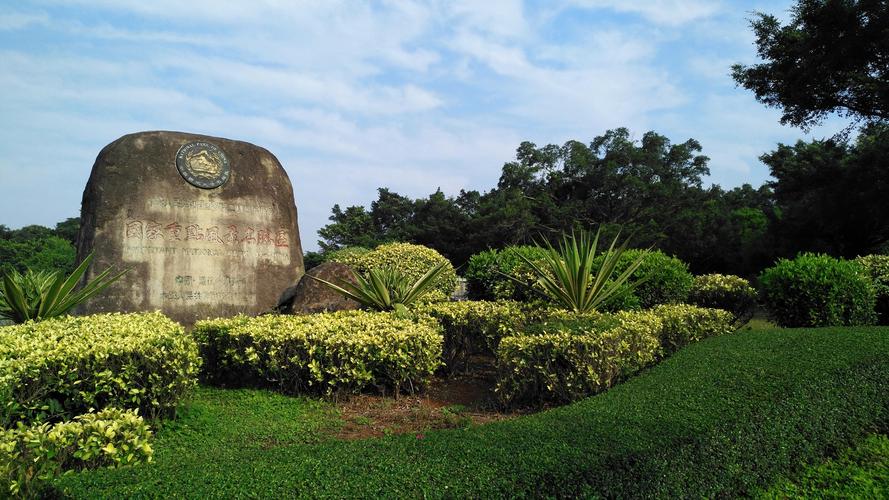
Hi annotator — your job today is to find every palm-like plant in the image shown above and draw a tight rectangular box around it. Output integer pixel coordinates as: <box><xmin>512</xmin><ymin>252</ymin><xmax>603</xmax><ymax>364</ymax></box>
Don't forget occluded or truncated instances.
<box><xmin>515</xmin><ymin>228</ymin><xmax>648</xmax><ymax>313</ymax></box>
<box><xmin>309</xmin><ymin>262</ymin><xmax>449</xmax><ymax>316</ymax></box>
<box><xmin>0</xmin><ymin>252</ymin><xmax>127</xmax><ymax>323</ymax></box>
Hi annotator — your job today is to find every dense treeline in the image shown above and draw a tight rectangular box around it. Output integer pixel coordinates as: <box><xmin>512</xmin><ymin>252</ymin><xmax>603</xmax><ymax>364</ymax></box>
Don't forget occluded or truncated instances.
<box><xmin>313</xmin><ymin>125</ymin><xmax>889</xmax><ymax>278</ymax></box>
<box><xmin>0</xmin><ymin>218</ymin><xmax>78</xmax><ymax>275</ymax></box>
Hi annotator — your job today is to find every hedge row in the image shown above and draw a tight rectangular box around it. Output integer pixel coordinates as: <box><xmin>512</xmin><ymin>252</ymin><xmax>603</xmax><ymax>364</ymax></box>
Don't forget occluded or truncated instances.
<box><xmin>1</xmin><ymin>408</ymin><xmax>152</xmax><ymax>498</ymax></box>
<box><xmin>193</xmin><ymin>311</ymin><xmax>443</xmax><ymax>395</ymax></box>
<box><xmin>0</xmin><ymin>312</ymin><xmax>201</xmax><ymax>426</ymax></box>
<box><xmin>55</xmin><ymin>326</ymin><xmax>889</xmax><ymax>498</ymax></box>
<box><xmin>496</xmin><ymin>305</ymin><xmax>734</xmax><ymax>405</ymax></box>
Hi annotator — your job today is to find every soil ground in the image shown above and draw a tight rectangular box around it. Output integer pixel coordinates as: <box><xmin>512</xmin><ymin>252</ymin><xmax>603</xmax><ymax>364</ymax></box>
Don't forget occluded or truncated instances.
<box><xmin>332</xmin><ymin>356</ymin><xmax>527</xmax><ymax>439</ymax></box>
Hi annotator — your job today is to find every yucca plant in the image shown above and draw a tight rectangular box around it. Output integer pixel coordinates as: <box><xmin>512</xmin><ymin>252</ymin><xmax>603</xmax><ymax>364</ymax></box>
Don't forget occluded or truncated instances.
<box><xmin>0</xmin><ymin>252</ymin><xmax>127</xmax><ymax>324</ymax></box>
<box><xmin>515</xmin><ymin>228</ymin><xmax>649</xmax><ymax>313</ymax></box>
<box><xmin>309</xmin><ymin>262</ymin><xmax>449</xmax><ymax>316</ymax></box>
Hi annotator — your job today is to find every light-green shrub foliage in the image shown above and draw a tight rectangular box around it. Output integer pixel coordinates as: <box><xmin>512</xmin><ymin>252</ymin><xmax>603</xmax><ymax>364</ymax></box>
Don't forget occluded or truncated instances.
<box><xmin>760</xmin><ymin>253</ymin><xmax>877</xmax><ymax>327</ymax></box>
<box><xmin>330</xmin><ymin>243</ymin><xmax>457</xmax><ymax>299</ymax></box>
<box><xmin>652</xmin><ymin>304</ymin><xmax>735</xmax><ymax>355</ymax></box>
<box><xmin>0</xmin><ymin>312</ymin><xmax>200</xmax><ymax>426</ymax></box>
<box><xmin>689</xmin><ymin>274</ymin><xmax>758</xmax><ymax>326</ymax></box>
<box><xmin>496</xmin><ymin>310</ymin><xmax>662</xmax><ymax>406</ymax></box>
<box><xmin>0</xmin><ymin>407</ymin><xmax>152</xmax><ymax>498</ymax></box>
<box><xmin>465</xmin><ymin>246</ymin><xmax>550</xmax><ymax>301</ymax></box>
<box><xmin>854</xmin><ymin>254</ymin><xmax>889</xmax><ymax>325</ymax></box>
<box><xmin>193</xmin><ymin>311</ymin><xmax>443</xmax><ymax>395</ymax></box>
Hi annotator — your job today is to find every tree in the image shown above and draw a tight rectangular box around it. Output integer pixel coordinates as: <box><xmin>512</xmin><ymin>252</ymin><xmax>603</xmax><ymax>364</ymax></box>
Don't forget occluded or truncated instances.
<box><xmin>732</xmin><ymin>0</ymin><xmax>889</xmax><ymax>130</ymax></box>
<box><xmin>762</xmin><ymin>125</ymin><xmax>889</xmax><ymax>257</ymax></box>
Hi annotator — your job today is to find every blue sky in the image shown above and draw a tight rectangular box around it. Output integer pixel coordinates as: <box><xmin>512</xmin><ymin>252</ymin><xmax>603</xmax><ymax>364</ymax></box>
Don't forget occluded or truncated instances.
<box><xmin>0</xmin><ymin>1</ymin><xmax>844</xmax><ymax>250</ymax></box>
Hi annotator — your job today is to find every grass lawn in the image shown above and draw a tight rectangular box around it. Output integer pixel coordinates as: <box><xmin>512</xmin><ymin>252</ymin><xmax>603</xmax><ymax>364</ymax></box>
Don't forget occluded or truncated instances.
<box><xmin>53</xmin><ymin>326</ymin><xmax>889</xmax><ymax>498</ymax></box>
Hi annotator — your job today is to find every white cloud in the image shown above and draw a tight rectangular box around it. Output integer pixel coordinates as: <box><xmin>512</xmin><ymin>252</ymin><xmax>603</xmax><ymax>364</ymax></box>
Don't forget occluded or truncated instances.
<box><xmin>569</xmin><ymin>0</ymin><xmax>723</xmax><ymax>26</ymax></box>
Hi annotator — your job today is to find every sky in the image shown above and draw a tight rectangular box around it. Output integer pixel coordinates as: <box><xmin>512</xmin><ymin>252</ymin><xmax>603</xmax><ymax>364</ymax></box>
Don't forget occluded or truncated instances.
<box><xmin>0</xmin><ymin>1</ymin><xmax>845</xmax><ymax>251</ymax></box>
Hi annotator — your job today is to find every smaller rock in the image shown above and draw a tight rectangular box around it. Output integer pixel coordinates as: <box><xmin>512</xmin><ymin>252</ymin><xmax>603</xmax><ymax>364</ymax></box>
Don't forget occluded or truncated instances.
<box><xmin>277</xmin><ymin>262</ymin><xmax>360</xmax><ymax>314</ymax></box>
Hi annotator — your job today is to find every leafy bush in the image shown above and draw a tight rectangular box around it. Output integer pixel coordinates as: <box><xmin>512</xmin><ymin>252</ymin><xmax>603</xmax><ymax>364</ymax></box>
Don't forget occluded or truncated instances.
<box><xmin>760</xmin><ymin>253</ymin><xmax>877</xmax><ymax>327</ymax></box>
<box><xmin>193</xmin><ymin>311</ymin><xmax>443</xmax><ymax>395</ymax></box>
<box><xmin>593</xmin><ymin>249</ymin><xmax>693</xmax><ymax>309</ymax></box>
<box><xmin>0</xmin><ymin>312</ymin><xmax>200</xmax><ymax>426</ymax></box>
<box><xmin>325</xmin><ymin>246</ymin><xmax>370</xmax><ymax>269</ymax></box>
<box><xmin>412</xmin><ymin>300</ymin><xmax>527</xmax><ymax>372</ymax></box>
<box><xmin>496</xmin><ymin>310</ymin><xmax>662</xmax><ymax>406</ymax></box>
<box><xmin>311</xmin><ymin>262</ymin><xmax>450</xmax><ymax>315</ymax></box>
<box><xmin>0</xmin><ymin>252</ymin><xmax>127</xmax><ymax>324</ymax></box>
<box><xmin>330</xmin><ymin>243</ymin><xmax>457</xmax><ymax>299</ymax></box>
<box><xmin>688</xmin><ymin>274</ymin><xmax>758</xmax><ymax>325</ymax></box>
<box><xmin>514</xmin><ymin>229</ymin><xmax>650</xmax><ymax>314</ymax></box>
<box><xmin>854</xmin><ymin>254</ymin><xmax>889</xmax><ymax>325</ymax></box>
<box><xmin>1</xmin><ymin>408</ymin><xmax>152</xmax><ymax>498</ymax></box>
<box><xmin>465</xmin><ymin>246</ymin><xmax>549</xmax><ymax>301</ymax></box>
<box><xmin>0</xmin><ymin>235</ymin><xmax>75</xmax><ymax>277</ymax></box>
<box><xmin>652</xmin><ymin>304</ymin><xmax>735</xmax><ymax>355</ymax></box>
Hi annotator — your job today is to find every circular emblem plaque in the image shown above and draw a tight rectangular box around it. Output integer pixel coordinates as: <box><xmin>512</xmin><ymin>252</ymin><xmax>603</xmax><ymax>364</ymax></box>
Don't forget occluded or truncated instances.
<box><xmin>175</xmin><ymin>141</ymin><xmax>230</xmax><ymax>189</ymax></box>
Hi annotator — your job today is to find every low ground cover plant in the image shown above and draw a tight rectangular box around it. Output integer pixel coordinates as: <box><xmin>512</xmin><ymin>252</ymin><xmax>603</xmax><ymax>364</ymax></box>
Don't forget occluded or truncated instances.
<box><xmin>329</xmin><ymin>242</ymin><xmax>458</xmax><ymax>299</ymax></box>
<box><xmin>1</xmin><ymin>408</ymin><xmax>152</xmax><ymax>498</ymax></box>
<box><xmin>193</xmin><ymin>310</ymin><xmax>443</xmax><ymax>396</ymax></box>
<box><xmin>53</xmin><ymin>326</ymin><xmax>889</xmax><ymax>498</ymax></box>
<box><xmin>760</xmin><ymin>252</ymin><xmax>877</xmax><ymax>327</ymax></box>
<box><xmin>688</xmin><ymin>273</ymin><xmax>757</xmax><ymax>326</ymax></box>
<box><xmin>0</xmin><ymin>312</ymin><xmax>200</xmax><ymax>426</ymax></box>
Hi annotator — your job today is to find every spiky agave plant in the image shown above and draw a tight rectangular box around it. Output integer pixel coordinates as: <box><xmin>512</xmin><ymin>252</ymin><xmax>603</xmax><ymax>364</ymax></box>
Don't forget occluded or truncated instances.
<box><xmin>309</xmin><ymin>262</ymin><xmax>449</xmax><ymax>316</ymax></box>
<box><xmin>516</xmin><ymin>228</ymin><xmax>649</xmax><ymax>314</ymax></box>
<box><xmin>0</xmin><ymin>252</ymin><xmax>128</xmax><ymax>324</ymax></box>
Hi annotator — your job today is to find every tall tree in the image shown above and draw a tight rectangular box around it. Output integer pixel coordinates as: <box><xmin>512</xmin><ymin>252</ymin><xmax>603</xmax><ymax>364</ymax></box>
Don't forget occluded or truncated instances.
<box><xmin>762</xmin><ymin>124</ymin><xmax>889</xmax><ymax>257</ymax></box>
<box><xmin>732</xmin><ymin>0</ymin><xmax>889</xmax><ymax>130</ymax></box>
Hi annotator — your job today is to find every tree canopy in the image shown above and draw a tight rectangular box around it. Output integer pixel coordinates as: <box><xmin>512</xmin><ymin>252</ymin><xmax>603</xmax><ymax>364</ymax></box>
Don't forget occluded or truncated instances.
<box><xmin>732</xmin><ymin>0</ymin><xmax>889</xmax><ymax>130</ymax></box>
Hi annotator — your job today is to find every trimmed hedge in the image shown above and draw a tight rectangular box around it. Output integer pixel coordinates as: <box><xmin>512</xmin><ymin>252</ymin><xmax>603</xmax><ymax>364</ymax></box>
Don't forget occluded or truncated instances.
<box><xmin>0</xmin><ymin>313</ymin><xmax>200</xmax><ymax>426</ymax></box>
<box><xmin>855</xmin><ymin>254</ymin><xmax>889</xmax><ymax>325</ymax></box>
<box><xmin>329</xmin><ymin>242</ymin><xmax>458</xmax><ymax>300</ymax></box>
<box><xmin>1</xmin><ymin>408</ymin><xmax>152</xmax><ymax>498</ymax></box>
<box><xmin>193</xmin><ymin>311</ymin><xmax>443</xmax><ymax>395</ymax></box>
<box><xmin>593</xmin><ymin>248</ymin><xmax>693</xmax><ymax>309</ymax></box>
<box><xmin>652</xmin><ymin>304</ymin><xmax>735</xmax><ymax>355</ymax></box>
<box><xmin>761</xmin><ymin>253</ymin><xmax>877</xmax><ymax>327</ymax></box>
<box><xmin>412</xmin><ymin>300</ymin><xmax>526</xmax><ymax>373</ymax></box>
<box><xmin>55</xmin><ymin>327</ymin><xmax>889</xmax><ymax>498</ymax></box>
<box><xmin>689</xmin><ymin>273</ymin><xmax>758</xmax><ymax>325</ymax></box>
<box><xmin>496</xmin><ymin>305</ymin><xmax>734</xmax><ymax>406</ymax></box>
<box><xmin>497</xmin><ymin>310</ymin><xmax>662</xmax><ymax>406</ymax></box>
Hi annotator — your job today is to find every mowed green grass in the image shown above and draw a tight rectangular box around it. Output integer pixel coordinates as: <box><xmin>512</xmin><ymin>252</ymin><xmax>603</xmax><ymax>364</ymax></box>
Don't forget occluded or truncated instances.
<box><xmin>54</xmin><ymin>327</ymin><xmax>889</xmax><ymax>498</ymax></box>
<box><xmin>761</xmin><ymin>434</ymin><xmax>889</xmax><ymax>498</ymax></box>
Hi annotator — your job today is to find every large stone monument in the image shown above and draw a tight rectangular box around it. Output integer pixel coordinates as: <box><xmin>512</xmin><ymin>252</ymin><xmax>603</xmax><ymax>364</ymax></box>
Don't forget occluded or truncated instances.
<box><xmin>76</xmin><ymin>131</ymin><xmax>304</xmax><ymax>324</ymax></box>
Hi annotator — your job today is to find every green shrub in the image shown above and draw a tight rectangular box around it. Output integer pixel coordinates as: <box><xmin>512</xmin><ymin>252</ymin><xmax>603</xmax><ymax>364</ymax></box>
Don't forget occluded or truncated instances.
<box><xmin>496</xmin><ymin>310</ymin><xmax>662</xmax><ymax>406</ymax></box>
<box><xmin>0</xmin><ymin>312</ymin><xmax>200</xmax><ymax>426</ymax></box>
<box><xmin>325</xmin><ymin>246</ymin><xmax>370</xmax><ymax>269</ymax></box>
<box><xmin>412</xmin><ymin>300</ymin><xmax>527</xmax><ymax>372</ymax></box>
<box><xmin>465</xmin><ymin>246</ymin><xmax>549</xmax><ymax>301</ymax></box>
<box><xmin>652</xmin><ymin>304</ymin><xmax>735</xmax><ymax>355</ymax></box>
<box><xmin>688</xmin><ymin>274</ymin><xmax>758</xmax><ymax>325</ymax></box>
<box><xmin>855</xmin><ymin>254</ymin><xmax>889</xmax><ymax>325</ymax></box>
<box><xmin>330</xmin><ymin>243</ymin><xmax>457</xmax><ymax>299</ymax></box>
<box><xmin>760</xmin><ymin>253</ymin><xmax>877</xmax><ymax>327</ymax></box>
<box><xmin>1</xmin><ymin>407</ymin><xmax>152</xmax><ymax>498</ymax></box>
<box><xmin>193</xmin><ymin>311</ymin><xmax>443</xmax><ymax>395</ymax></box>
<box><xmin>594</xmin><ymin>249</ymin><xmax>693</xmax><ymax>309</ymax></box>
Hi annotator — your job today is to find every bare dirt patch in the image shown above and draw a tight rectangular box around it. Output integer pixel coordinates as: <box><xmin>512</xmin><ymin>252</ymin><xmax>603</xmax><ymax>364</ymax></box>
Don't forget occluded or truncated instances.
<box><xmin>332</xmin><ymin>357</ymin><xmax>528</xmax><ymax>440</ymax></box>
